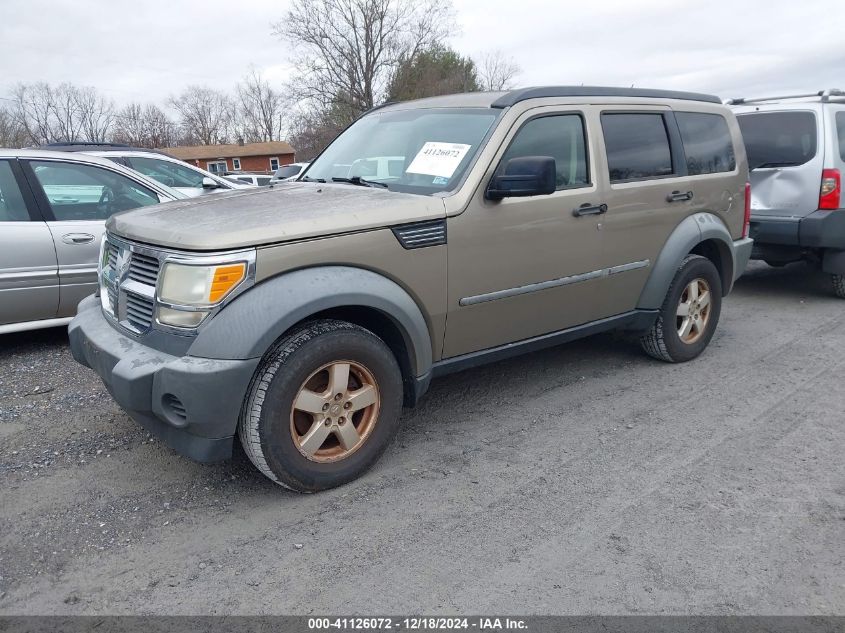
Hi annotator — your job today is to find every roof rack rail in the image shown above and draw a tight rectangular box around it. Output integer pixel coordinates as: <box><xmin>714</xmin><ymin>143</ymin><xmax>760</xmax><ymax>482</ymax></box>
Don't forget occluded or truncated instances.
<box><xmin>726</xmin><ymin>89</ymin><xmax>844</xmax><ymax>105</ymax></box>
<box><xmin>491</xmin><ymin>86</ymin><xmax>721</xmax><ymax>108</ymax></box>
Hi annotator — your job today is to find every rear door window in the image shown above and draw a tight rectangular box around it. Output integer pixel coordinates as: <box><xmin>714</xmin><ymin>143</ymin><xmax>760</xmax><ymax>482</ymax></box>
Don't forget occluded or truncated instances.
<box><xmin>675</xmin><ymin>112</ymin><xmax>736</xmax><ymax>175</ymax></box>
<box><xmin>836</xmin><ymin>112</ymin><xmax>845</xmax><ymax>162</ymax></box>
<box><xmin>736</xmin><ymin>111</ymin><xmax>817</xmax><ymax>169</ymax></box>
<box><xmin>601</xmin><ymin>113</ymin><xmax>673</xmax><ymax>182</ymax></box>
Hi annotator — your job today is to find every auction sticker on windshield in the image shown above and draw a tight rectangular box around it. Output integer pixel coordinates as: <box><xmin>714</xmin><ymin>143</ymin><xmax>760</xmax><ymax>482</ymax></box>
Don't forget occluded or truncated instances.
<box><xmin>407</xmin><ymin>142</ymin><xmax>471</xmax><ymax>178</ymax></box>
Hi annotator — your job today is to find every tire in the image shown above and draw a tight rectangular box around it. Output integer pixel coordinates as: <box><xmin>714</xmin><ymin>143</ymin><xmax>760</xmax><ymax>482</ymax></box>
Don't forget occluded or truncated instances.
<box><xmin>640</xmin><ymin>254</ymin><xmax>723</xmax><ymax>363</ymax></box>
<box><xmin>833</xmin><ymin>274</ymin><xmax>845</xmax><ymax>299</ymax></box>
<box><xmin>238</xmin><ymin>319</ymin><xmax>403</xmax><ymax>492</ymax></box>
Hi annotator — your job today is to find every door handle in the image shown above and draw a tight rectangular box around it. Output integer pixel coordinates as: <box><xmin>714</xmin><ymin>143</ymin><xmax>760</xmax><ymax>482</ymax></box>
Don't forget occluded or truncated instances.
<box><xmin>62</xmin><ymin>233</ymin><xmax>95</xmax><ymax>245</ymax></box>
<box><xmin>667</xmin><ymin>190</ymin><xmax>694</xmax><ymax>202</ymax></box>
<box><xmin>573</xmin><ymin>203</ymin><xmax>608</xmax><ymax>217</ymax></box>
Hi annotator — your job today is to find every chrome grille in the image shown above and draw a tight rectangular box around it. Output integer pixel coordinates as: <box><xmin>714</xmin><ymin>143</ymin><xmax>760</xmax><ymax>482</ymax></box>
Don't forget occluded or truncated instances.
<box><xmin>128</xmin><ymin>252</ymin><xmax>160</xmax><ymax>285</ymax></box>
<box><xmin>106</xmin><ymin>241</ymin><xmax>119</xmax><ymax>272</ymax></box>
<box><xmin>101</xmin><ymin>236</ymin><xmax>162</xmax><ymax>335</ymax></box>
<box><xmin>125</xmin><ymin>292</ymin><xmax>155</xmax><ymax>330</ymax></box>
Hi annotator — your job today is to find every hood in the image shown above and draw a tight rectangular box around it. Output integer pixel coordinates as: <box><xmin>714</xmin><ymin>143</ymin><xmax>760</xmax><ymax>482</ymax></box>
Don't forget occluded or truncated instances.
<box><xmin>107</xmin><ymin>181</ymin><xmax>445</xmax><ymax>251</ymax></box>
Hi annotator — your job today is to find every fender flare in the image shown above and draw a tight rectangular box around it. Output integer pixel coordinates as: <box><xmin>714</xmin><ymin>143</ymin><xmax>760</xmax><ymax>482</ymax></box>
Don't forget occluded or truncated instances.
<box><xmin>188</xmin><ymin>266</ymin><xmax>433</xmax><ymax>377</ymax></box>
<box><xmin>637</xmin><ymin>213</ymin><xmax>736</xmax><ymax>311</ymax></box>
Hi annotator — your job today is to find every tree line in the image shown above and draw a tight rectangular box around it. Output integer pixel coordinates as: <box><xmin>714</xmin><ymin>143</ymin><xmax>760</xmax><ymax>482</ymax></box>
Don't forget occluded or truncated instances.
<box><xmin>0</xmin><ymin>0</ymin><xmax>519</xmax><ymax>160</ymax></box>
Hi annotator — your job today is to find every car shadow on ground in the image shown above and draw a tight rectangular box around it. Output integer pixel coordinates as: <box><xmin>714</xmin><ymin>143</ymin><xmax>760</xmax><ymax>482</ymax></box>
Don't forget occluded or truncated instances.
<box><xmin>0</xmin><ymin>326</ymin><xmax>69</xmax><ymax>359</ymax></box>
<box><xmin>734</xmin><ymin>260</ymin><xmax>838</xmax><ymax>301</ymax></box>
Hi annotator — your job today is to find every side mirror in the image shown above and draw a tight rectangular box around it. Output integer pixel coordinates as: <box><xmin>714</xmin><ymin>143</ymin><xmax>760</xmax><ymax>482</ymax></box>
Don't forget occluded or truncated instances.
<box><xmin>486</xmin><ymin>156</ymin><xmax>556</xmax><ymax>200</ymax></box>
<box><xmin>201</xmin><ymin>176</ymin><xmax>219</xmax><ymax>189</ymax></box>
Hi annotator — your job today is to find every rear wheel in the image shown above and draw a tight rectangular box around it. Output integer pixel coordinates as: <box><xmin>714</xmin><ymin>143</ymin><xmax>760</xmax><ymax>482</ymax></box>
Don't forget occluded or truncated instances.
<box><xmin>640</xmin><ymin>255</ymin><xmax>723</xmax><ymax>363</ymax></box>
<box><xmin>832</xmin><ymin>274</ymin><xmax>845</xmax><ymax>299</ymax></box>
<box><xmin>238</xmin><ymin>319</ymin><xmax>403</xmax><ymax>492</ymax></box>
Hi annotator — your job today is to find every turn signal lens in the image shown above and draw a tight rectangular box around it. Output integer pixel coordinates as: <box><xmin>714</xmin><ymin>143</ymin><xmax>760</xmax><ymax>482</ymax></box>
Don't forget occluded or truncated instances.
<box><xmin>209</xmin><ymin>264</ymin><xmax>246</xmax><ymax>303</ymax></box>
<box><xmin>159</xmin><ymin>261</ymin><xmax>247</xmax><ymax>306</ymax></box>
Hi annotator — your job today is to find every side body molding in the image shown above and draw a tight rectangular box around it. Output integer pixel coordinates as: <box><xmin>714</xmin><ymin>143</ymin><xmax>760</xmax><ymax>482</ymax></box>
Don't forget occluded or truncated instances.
<box><xmin>188</xmin><ymin>266</ymin><xmax>434</xmax><ymax>377</ymax></box>
<box><xmin>637</xmin><ymin>213</ymin><xmax>737</xmax><ymax>311</ymax></box>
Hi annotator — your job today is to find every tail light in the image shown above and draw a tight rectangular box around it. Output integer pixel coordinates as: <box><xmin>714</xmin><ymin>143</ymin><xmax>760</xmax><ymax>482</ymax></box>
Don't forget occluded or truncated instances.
<box><xmin>742</xmin><ymin>181</ymin><xmax>752</xmax><ymax>238</ymax></box>
<box><xmin>820</xmin><ymin>168</ymin><xmax>841</xmax><ymax>210</ymax></box>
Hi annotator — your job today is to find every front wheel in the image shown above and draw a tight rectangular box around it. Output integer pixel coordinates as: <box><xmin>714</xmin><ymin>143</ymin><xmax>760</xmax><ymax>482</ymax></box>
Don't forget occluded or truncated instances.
<box><xmin>238</xmin><ymin>319</ymin><xmax>403</xmax><ymax>492</ymax></box>
<box><xmin>640</xmin><ymin>255</ymin><xmax>723</xmax><ymax>363</ymax></box>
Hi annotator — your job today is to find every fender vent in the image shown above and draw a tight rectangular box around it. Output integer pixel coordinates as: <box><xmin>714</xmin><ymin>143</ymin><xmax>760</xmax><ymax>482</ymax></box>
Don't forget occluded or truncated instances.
<box><xmin>392</xmin><ymin>220</ymin><xmax>446</xmax><ymax>249</ymax></box>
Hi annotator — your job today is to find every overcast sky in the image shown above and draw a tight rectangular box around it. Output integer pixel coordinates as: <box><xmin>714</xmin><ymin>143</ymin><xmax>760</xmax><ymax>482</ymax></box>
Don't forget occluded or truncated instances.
<box><xmin>1</xmin><ymin>0</ymin><xmax>843</xmax><ymax>111</ymax></box>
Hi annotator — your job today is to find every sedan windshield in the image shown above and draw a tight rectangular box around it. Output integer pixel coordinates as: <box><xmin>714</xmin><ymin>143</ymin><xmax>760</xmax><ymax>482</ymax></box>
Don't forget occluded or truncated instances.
<box><xmin>304</xmin><ymin>107</ymin><xmax>501</xmax><ymax>195</ymax></box>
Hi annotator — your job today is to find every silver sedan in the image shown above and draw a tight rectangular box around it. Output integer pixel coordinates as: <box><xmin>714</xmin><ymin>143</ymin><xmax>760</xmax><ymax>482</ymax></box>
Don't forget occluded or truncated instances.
<box><xmin>0</xmin><ymin>149</ymin><xmax>185</xmax><ymax>334</ymax></box>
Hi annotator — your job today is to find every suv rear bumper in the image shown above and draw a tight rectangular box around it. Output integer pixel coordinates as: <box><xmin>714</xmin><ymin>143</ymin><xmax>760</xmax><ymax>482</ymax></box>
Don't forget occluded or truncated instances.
<box><xmin>68</xmin><ymin>295</ymin><xmax>259</xmax><ymax>462</ymax></box>
<box><xmin>750</xmin><ymin>210</ymin><xmax>845</xmax><ymax>250</ymax></box>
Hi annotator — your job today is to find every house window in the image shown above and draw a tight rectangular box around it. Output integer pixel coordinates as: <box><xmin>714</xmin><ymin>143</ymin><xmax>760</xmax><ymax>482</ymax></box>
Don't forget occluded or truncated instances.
<box><xmin>206</xmin><ymin>161</ymin><xmax>228</xmax><ymax>174</ymax></box>
<box><xmin>269</xmin><ymin>157</ymin><xmax>280</xmax><ymax>171</ymax></box>
<box><xmin>232</xmin><ymin>158</ymin><xmax>241</xmax><ymax>171</ymax></box>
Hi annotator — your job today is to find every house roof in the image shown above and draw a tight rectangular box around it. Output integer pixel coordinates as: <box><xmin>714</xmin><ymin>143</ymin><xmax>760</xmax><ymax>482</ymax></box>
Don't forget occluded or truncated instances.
<box><xmin>161</xmin><ymin>140</ymin><xmax>295</xmax><ymax>161</ymax></box>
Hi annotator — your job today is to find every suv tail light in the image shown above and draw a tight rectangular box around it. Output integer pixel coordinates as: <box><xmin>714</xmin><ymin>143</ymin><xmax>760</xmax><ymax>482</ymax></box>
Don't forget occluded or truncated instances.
<box><xmin>820</xmin><ymin>168</ymin><xmax>841</xmax><ymax>210</ymax></box>
<box><xmin>742</xmin><ymin>181</ymin><xmax>752</xmax><ymax>238</ymax></box>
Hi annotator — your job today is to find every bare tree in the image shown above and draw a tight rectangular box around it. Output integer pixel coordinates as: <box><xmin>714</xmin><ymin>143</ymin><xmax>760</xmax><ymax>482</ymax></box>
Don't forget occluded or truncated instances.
<box><xmin>12</xmin><ymin>82</ymin><xmax>115</xmax><ymax>144</ymax></box>
<box><xmin>236</xmin><ymin>70</ymin><xmax>285</xmax><ymax>142</ymax></box>
<box><xmin>74</xmin><ymin>86</ymin><xmax>115</xmax><ymax>142</ymax></box>
<box><xmin>169</xmin><ymin>86</ymin><xmax>232</xmax><ymax>145</ymax></box>
<box><xmin>112</xmin><ymin>102</ymin><xmax>176</xmax><ymax>148</ymax></box>
<box><xmin>12</xmin><ymin>82</ymin><xmax>58</xmax><ymax>144</ymax></box>
<box><xmin>285</xmin><ymin>104</ymin><xmax>347</xmax><ymax>161</ymax></box>
<box><xmin>477</xmin><ymin>50</ymin><xmax>521</xmax><ymax>91</ymax></box>
<box><xmin>0</xmin><ymin>104</ymin><xmax>27</xmax><ymax>148</ymax></box>
<box><xmin>111</xmin><ymin>102</ymin><xmax>146</xmax><ymax>145</ymax></box>
<box><xmin>143</xmin><ymin>104</ymin><xmax>177</xmax><ymax>148</ymax></box>
<box><xmin>274</xmin><ymin>0</ymin><xmax>456</xmax><ymax>123</ymax></box>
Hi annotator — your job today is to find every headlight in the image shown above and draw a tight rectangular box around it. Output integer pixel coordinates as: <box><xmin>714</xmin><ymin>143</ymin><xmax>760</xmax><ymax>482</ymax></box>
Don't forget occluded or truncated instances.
<box><xmin>157</xmin><ymin>261</ymin><xmax>247</xmax><ymax>328</ymax></box>
<box><xmin>159</xmin><ymin>262</ymin><xmax>246</xmax><ymax>306</ymax></box>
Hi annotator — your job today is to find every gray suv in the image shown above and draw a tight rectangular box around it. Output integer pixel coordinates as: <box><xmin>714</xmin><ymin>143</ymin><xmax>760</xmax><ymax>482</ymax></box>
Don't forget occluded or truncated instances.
<box><xmin>68</xmin><ymin>87</ymin><xmax>753</xmax><ymax>492</ymax></box>
<box><xmin>730</xmin><ymin>89</ymin><xmax>845</xmax><ymax>295</ymax></box>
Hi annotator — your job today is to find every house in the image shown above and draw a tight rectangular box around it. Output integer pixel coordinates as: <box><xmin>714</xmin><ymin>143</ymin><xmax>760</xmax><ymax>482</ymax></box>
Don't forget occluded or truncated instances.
<box><xmin>161</xmin><ymin>139</ymin><xmax>296</xmax><ymax>174</ymax></box>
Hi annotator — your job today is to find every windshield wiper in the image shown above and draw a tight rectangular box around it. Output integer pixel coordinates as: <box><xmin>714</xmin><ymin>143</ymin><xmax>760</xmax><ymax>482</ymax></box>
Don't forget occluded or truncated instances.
<box><xmin>331</xmin><ymin>176</ymin><xmax>389</xmax><ymax>189</ymax></box>
<box><xmin>751</xmin><ymin>161</ymin><xmax>801</xmax><ymax>170</ymax></box>
<box><xmin>300</xmin><ymin>176</ymin><xmax>326</xmax><ymax>183</ymax></box>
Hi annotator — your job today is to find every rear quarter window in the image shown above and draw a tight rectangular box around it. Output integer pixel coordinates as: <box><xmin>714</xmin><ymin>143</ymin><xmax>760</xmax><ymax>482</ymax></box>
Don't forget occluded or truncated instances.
<box><xmin>836</xmin><ymin>112</ymin><xmax>845</xmax><ymax>162</ymax></box>
<box><xmin>675</xmin><ymin>112</ymin><xmax>736</xmax><ymax>175</ymax></box>
<box><xmin>736</xmin><ymin>111</ymin><xmax>817</xmax><ymax>169</ymax></box>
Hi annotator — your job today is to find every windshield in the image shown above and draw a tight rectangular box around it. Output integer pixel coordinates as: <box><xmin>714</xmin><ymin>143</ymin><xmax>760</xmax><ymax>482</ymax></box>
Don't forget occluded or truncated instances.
<box><xmin>736</xmin><ymin>111</ymin><xmax>818</xmax><ymax>170</ymax></box>
<box><xmin>274</xmin><ymin>164</ymin><xmax>303</xmax><ymax>179</ymax></box>
<box><xmin>304</xmin><ymin>107</ymin><xmax>501</xmax><ymax>195</ymax></box>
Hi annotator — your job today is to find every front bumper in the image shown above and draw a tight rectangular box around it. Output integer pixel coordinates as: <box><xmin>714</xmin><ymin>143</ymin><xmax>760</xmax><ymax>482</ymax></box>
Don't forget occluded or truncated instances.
<box><xmin>68</xmin><ymin>295</ymin><xmax>259</xmax><ymax>462</ymax></box>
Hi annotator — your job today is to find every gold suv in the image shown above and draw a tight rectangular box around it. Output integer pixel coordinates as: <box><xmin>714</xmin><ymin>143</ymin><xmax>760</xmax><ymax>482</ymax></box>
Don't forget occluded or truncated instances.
<box><xmin>69</xmin><ymin>87</ymin><xmax>754</xmax><ymax>491</ymax></box>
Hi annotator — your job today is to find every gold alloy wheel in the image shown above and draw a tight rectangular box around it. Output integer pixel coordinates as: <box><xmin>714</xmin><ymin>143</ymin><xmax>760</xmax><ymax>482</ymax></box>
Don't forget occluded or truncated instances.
<box><xmin>676</xmin><ymin>277</ymin><xmax>712</xmax><ymax>344</ymax></box>
<box><xmin>289</xmin><ymin>360</ymin><xmax>381</xmax><ymax>463</ymax></box>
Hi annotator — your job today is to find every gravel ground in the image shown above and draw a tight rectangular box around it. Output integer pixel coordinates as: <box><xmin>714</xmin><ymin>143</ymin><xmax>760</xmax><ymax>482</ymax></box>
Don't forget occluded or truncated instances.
<box><xmin>0</xmin><ymin>261</ymin><xmax>843</xmax><ymax>615</ymax></box>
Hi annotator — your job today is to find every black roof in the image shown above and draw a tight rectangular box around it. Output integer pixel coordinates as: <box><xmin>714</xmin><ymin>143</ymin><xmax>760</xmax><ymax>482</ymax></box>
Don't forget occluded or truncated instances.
<box><xmin>490</xmin><ymin>86</ymin><xmax>722</xmax><ymax>108</ymax></box>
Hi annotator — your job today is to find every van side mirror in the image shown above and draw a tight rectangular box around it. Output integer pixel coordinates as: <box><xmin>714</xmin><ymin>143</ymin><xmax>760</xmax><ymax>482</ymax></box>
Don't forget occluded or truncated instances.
<box><xmin>201</xmin><ymin>176</ymin><xmax>219</xmax><ymax>189</ymax></box>
<box><xmin>486</xmin><ymin>156</ymin><xmax>556</xmax><ymax>200</ymax></box>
